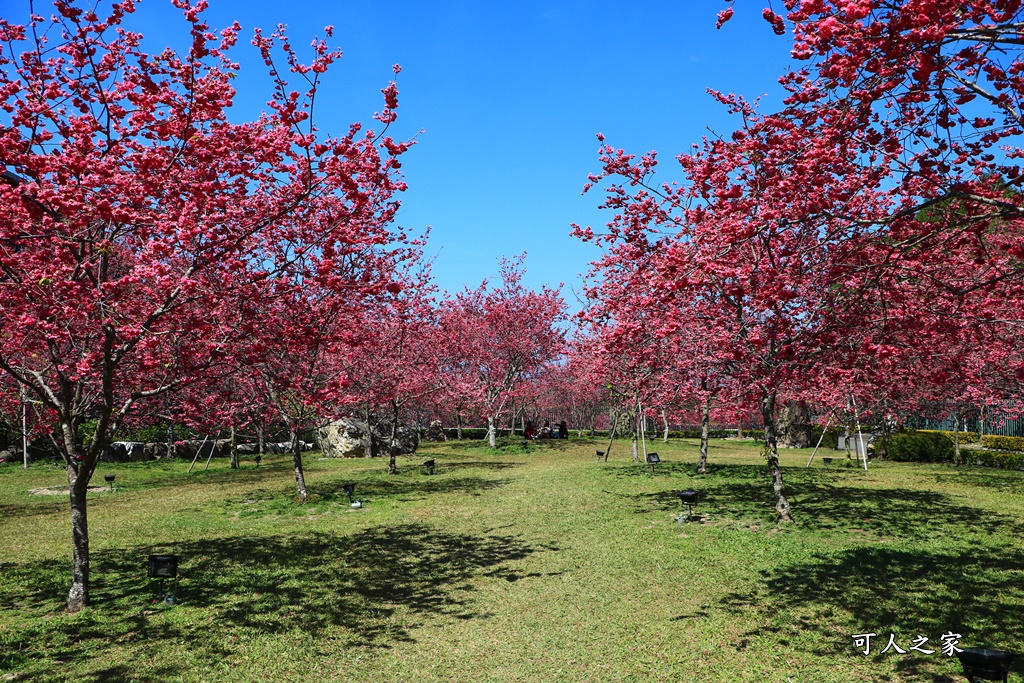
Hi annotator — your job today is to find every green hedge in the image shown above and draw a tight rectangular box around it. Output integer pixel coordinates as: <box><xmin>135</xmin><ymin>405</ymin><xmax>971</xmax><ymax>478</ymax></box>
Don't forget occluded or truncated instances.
<box><xmin>876</xmin><ymin>431</ymin><xmax>955</xmax><ymax>463</ymax></box>
<box><xmin>981</xmin><ymin>435</ymin><xmax>1024</xmax><ymax>452</ymax></box>
<box><xmin>970</xmin><ymin>450</ymin><xmax>1024</xmax><ymax>470</ymax></box>
<box><xmin>918</xmin><ymin>429</ymin><xmax>980</xmax><ymax>444</ymax></box>
<box><xmin>668</xmin><ymin>429</ymin><xmax>734</xmax><ymax>439</ymax></box>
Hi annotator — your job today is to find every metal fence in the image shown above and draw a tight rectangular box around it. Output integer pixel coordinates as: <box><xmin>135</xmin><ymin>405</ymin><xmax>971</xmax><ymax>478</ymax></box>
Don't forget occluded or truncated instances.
<box><xmin>907</xmin><ymin>413</ymin><xmax>1024</xmax><ymax>437</ymax></box>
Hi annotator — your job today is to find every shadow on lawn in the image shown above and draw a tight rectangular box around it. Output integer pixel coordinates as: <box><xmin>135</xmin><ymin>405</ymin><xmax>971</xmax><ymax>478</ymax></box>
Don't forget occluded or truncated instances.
<box><xmin>630</xmin><ymin>464</ymin><xmax>1024</xmax><ymax>539</ymax></box>
<box><xmin>2</xmin><ymin>524</ymin><xmax>559</xmax><ymax>681</ymax></box>
<box><xmin>711</xmin><ymin>540</ymin><xmax>1024</xmax><ymax>682</ymax></box>
<box><xmin>312</xmin><ymin>475</ymin><xmax>513</xmax><ymax>503</ymax></box>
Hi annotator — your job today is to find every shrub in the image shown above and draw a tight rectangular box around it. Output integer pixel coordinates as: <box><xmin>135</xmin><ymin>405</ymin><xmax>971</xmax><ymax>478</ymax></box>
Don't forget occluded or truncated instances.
<box><xmin>876</xmin><ymin>431</ymin><xmax>955</xmax><ymax>463</ymax></box>
<box><xmin>971</xmin><ymin>450</ymin><xmax>1024</xmax><ymax>470</ymax></box>
<box><xmin>667</xmin><ymin>429</ymin><xmax>733</xmax><ymax>439</ymax></box>
<box><xmin>811</xmin><ymin>425</ymin><xmax>843</xmax><ymax>448</ymax></box>
<box><xmin>918</xmin><ymin>429</ymin><xmax>980</xmax><ymax>444</ymax></box>
<box><xmin>981</xmin><ymin>435</ymin><xmax>1024</xmax><ymax>453</ymax></box>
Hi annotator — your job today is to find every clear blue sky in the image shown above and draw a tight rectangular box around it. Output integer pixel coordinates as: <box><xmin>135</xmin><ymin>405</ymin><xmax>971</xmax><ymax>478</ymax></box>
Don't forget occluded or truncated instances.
<box><xmin>121</xmin><ymin>1</ymin><xmax>796</xmax><ymax>304</ymax></box>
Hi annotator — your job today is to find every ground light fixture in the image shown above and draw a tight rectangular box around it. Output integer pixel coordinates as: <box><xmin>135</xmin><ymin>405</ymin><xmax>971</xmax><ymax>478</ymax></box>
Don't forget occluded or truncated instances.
<box><xmin>645</xmin><ymin>452</ymin><xmax>660</xmax><ymax>474</ymax></box>
<box><xmin>675</xmin><ymin>489</ymin><xmax>700</xmax><ymax>523</ymax></box>
<box><xmin>342</xmin><ymin>483</ymin><xmax>362</xmax><ymax>508</ymax></box>
<box><xmin>822</xmin><ymin>457</ymin><xmax>834</xmax><ymax>468</ymax></box>
<box><xmin>955</xmin><ymin>647</ymin><xmax>1017</xmax><ymax>682</ymax></box>
<box><xmin>147</xmin><ymin>554</ymin><xmax>179</xmax><ymax>604</ymax></box>
<box><xmin>422</xmin><ymin>459</ymin><xmax>436</xmax><ymax>475</ymax></box>
<box><xmin>104</xmin><ymin>474</ymin><xmax>115</xmax><ymax>491</ymax></box>
<box><xmin>596</xmin><ymin>450</ymin><xmax>605</xmax><ymax>461</ymax></box>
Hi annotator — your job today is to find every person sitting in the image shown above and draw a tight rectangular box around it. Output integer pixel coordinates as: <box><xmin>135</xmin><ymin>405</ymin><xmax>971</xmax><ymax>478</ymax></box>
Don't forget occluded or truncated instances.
<box><xmin>524</xmin><ymin>421</ymin><xmax>537</xmax><ymax>439</ymax></box>
<box><xmin>558</xmin><ymin>420</ymin><xmax>569</xmax><ymax>439</ymax></box>
<box><xmin>539</xmin><ymin>421</ymin><xmax>553</xmax><ymax>438</ymax></box>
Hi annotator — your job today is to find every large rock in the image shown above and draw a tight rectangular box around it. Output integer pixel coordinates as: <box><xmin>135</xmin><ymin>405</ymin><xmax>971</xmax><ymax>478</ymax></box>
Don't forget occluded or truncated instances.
<box><xmin>0</xmin><ymin>449</ymin><xmax>19</xmax><ymax>464</ymax></box>
<box><xmin>425</xmin><ymin>420</ymin><xmax>447</xmax><ymax>442</ymax></box>
<box><xmin>317</xmin><ymin>418</ymin><xmax>418</xmax><ymax>458</ymax></box>
<box><xmin>236</xmin><ymin>441</ymin><xmax>312</xmax><ymax>455</ymax></box>
<box><xmin>102</xmin><ymin>441</ymin><xmax>149</xmax><ymax>462</ymax></box>
<box><xmin>778</xmin><ymin>401</ymin><xmax>813</xmax><ymax>449</ymax></box>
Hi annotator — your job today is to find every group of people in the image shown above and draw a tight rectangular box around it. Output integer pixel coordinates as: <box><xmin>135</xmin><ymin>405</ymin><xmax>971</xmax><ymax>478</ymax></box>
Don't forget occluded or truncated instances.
<box><xmin>524</xmin><ymin>420</ymin><xmax>568</xmax><ymax>440</ymax></box>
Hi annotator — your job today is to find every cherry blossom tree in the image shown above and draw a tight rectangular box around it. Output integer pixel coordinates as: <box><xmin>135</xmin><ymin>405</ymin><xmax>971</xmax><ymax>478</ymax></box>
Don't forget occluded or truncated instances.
<box><xmin>438</xmin><ymin>258</ymin><xmax>566</xmax><ymax>448</ymax></box>
<box><xmin>0</xmin><ymin>0</ymin><xmax>410</xmax><ymax>610</ymax></box>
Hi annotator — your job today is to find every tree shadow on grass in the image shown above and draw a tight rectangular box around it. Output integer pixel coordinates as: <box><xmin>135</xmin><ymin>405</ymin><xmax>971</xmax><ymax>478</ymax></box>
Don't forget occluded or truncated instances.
<box><xmin>627</xmin><ymin>463</ymin><xmax>1024</xmax><ymax>539</ymax></box>
<box><xmin>1</xmin><ymin>524</ymin><xmax>559</xmax><ymax>681</ymax></box>
<box><xmin>925</xmin><ymin>467</ymin><xmax>1024</xmax><ymax>494</ymax></box>
<box><xmin>311</xmin><ymin>475</ymin><xmax>513</xmax><ymax>504</ymax></box>
<box><xmin>437</xmin><ymin>460</ymin><xmax>526</xmax><ymax>472</ymax></box>
<box><xmin>710</xmin><ymin>541</ymin><xmax>1024</xmax><ymax>681</ymax></box>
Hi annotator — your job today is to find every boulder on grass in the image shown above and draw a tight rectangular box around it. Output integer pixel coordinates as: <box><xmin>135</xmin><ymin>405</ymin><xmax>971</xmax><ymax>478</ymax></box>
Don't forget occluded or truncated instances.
<box><xmin>317</xmin><ymin>418</ymin><xmax>418</xmax><ymax>458</ymax></box>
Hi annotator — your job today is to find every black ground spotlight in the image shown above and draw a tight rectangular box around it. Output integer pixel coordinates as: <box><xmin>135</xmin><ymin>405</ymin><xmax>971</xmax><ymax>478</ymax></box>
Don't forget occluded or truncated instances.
<box><xmin>423</xmin><ymin>459</ymin><xmax>436</xmax><ymax>475</ymax></box>
<box><xmin>342</xmin><ymin>483</ymin><xmax>356</xmax><ymax>504</ymax></box>
<box><xmin>676</xmin><ymin>489</ymin><xmax>700</xmax><ymax>522</ymax></box>
<box><xmin>822</xmin><ymin>457</ymin><xmax>833</xmax><ymax>468</ymax></box>
<box><xmin>104</xmin><ymin>474</ymin><xmax>116</xmax><ymax>491</ymax></box>
<box><xmin>956</xmin><ymin>647</ymin><xmax>1017</xmax><ymax>683</ymax></box>
<box><xmin>645</xmin><ymin>452</ymin><xmax>660</xmax><ymax>474</ymax></box>
<box><xmin>147</xmin><ymin>554</ymin><xmax>180</xmax><ymax>604</ymax></box>
<box><xmin>596</xmin><ymin>450</ymin><xmax>605</xmax><ymax>461</ymax></box>
<box><xmin>520</xmin><ymin>440</ymin><xmax>528</xmax><ymax>447</ymax></box>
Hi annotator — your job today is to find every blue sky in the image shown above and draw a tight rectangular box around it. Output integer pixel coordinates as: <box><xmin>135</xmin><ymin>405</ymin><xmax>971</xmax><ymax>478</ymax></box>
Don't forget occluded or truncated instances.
<box><xmin>120</xmin><ymin>1</ymin><xmax>796</xmax><ymax>304</ymax></box>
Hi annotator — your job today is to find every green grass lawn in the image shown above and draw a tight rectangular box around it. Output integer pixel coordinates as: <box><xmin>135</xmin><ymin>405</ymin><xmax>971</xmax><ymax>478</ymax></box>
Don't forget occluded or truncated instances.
<box><xmin>2</xmin><ymin>437</ymin><xmax>1023</xmax><ymax>682</ymax></box>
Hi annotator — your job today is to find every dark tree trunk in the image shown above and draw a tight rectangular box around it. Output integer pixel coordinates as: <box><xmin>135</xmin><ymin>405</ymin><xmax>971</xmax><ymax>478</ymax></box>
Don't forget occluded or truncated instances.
<box><xmin>257</xmin><ymin>420</ymin><xmax>266</xmax><ymax>457</ymax></box>
<box><xmin>290</xmin><ymin>429</ymin><xmax>308</xmax><ymax>503</ymax></box>
<box><xmin>631</xmin><ymin>414</ymin><xmax>639</xmax><ymax>463</ymax></box>
<box><xmin>604</xmin><ymin>411</ymin><xmax>617</xmax><ymax>461</ymax></box>
<box><xmin>696</xmin><ymin>392</ymin><xmax>712</xmax><ymax>475</ymax></box>
<box><xmin>456</xmin><ymin>410</ymin><xmax>463</xmax><ymax>441</ymax></box>
<box><xmin>737</xmin><ymin>418</ymin><xmax>743</xmax><ymax>440</ymax></box>
<box><xmin>762</xmin><ymin>392</ymin><xmax>793</xmax><ymax>522</ymax></box>
<box><xmin>388</xmin><ymin>401</ymin><xmax>400</xmax><ymax>475</ymax></box>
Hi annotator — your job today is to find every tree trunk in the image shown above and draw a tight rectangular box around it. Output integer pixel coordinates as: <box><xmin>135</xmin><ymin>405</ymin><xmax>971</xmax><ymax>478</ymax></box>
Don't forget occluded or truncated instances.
<box><xmin>661</xmin><ymin>408</ymin><xmax>669</xmax><ymax>443</ymax></box>
<box><xmin>456</xmin><ymin>410</ymin><xmax>463</xmax><ymax>441</ymax></box>
<box><xmin>364</xmin><ymin>404</ymin><xmax>377</xmax><ymax>458</ymax></box>
<box><xmin>604</xmin><ymin>411</ymin><xmax>616</xmax><ymax>461</ymax></box>
<box><xmin>229</xmin><ymin>425</ymin><xmax>238</xmax><ymax>469</ymax></box>
<box><xmin>631</xmin><ymin>415</ymin><xmax>639</xmax><ymax>463</ymax></box>
<box><xmin>487</xmin><ymin>414</ymin><xmax>497</xmax><ymax>449</ymax></box>
<box><xmin>166</xmin><ymin>422</ymin><xmax>175</xmax><ymax>459</ymax></box>
<box><xmin>388</xmin><ymin>401</ymin><xmax>400</xmax><ymax>475</ymax></box>
<box><xmin>696</xmin><ymin>392</ymin><xmax>712</xmax><ymax>475</ymax></box>
<box><xmin>59</xmin><ymin>417</ymin><xmax>89</xmax><ymax>612</ymax></box>
<box><xmin>67</xmin><ymin>477</ymin><xmax>89</xmax><ymax>612</ymax></box>
<box><xmin>762</xmin><ymin>392</ymin><xmax>794</xmax><ymax>522</ymax></box>
<box><xmin>291</xmin><ymin>429</ymin><xmax>308</xmax><ymax>503</ymax></box>
<box><xmin>257</xmin><ymin>420</ymin><xmax>266</xmax><ymax>457</ymax></box>
<box><xmin>953</xmin><ymin>411</ymin><xmax>962</xmax><ymax>466</ymax></box>
<box><xmin>737</xmin><ymin>418</ymin><xmax>743</xmax><ymax>440</ymax></box>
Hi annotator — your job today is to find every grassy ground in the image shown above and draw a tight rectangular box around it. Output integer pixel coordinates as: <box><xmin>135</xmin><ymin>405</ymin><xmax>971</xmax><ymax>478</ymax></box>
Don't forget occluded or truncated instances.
<box><xmin>1</xmin><ymin>437</ymin><xmax>1023</xmax><ymax>682</ymax></box>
